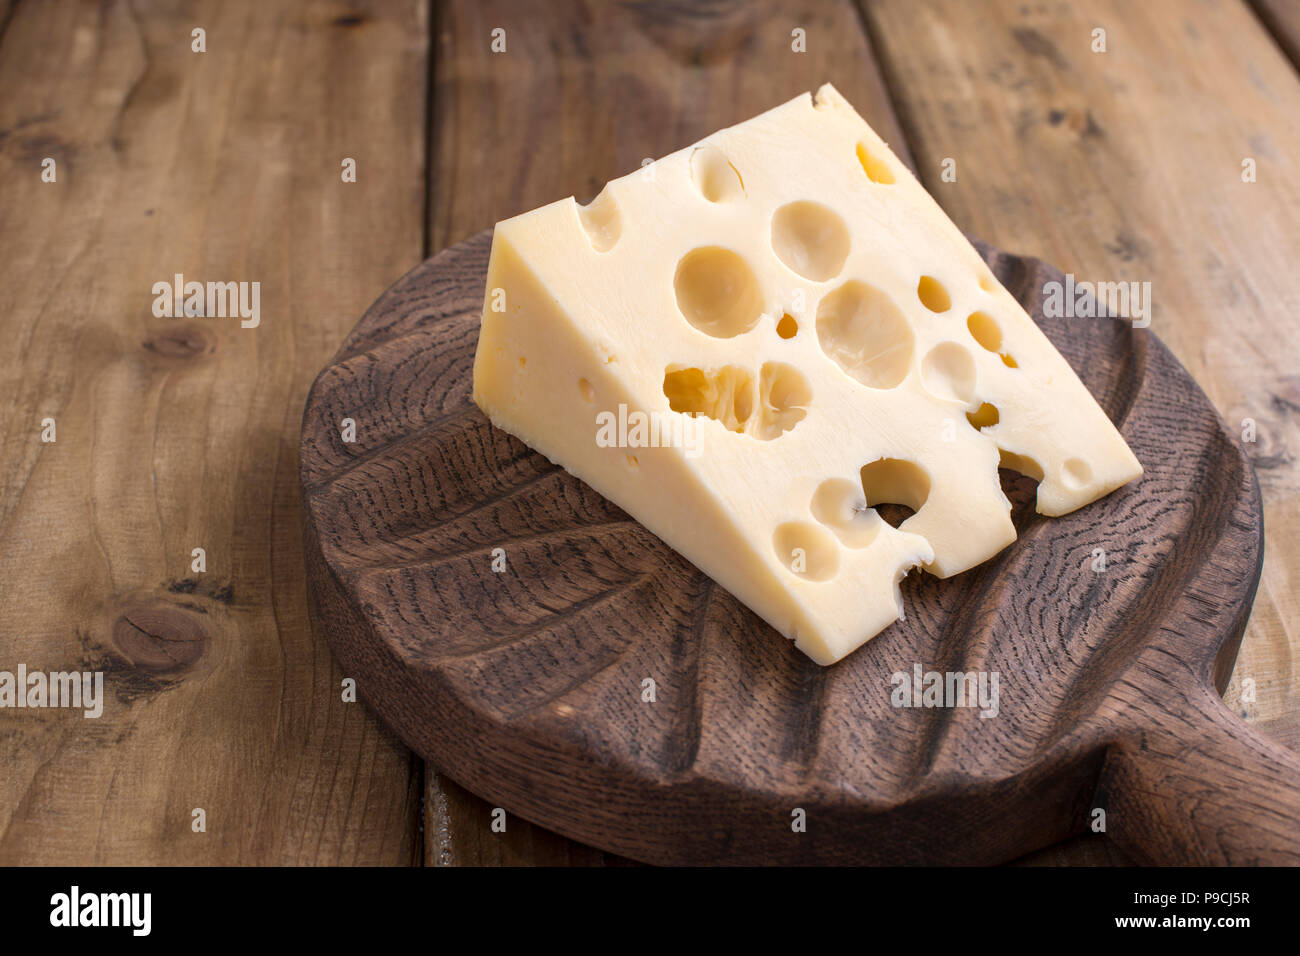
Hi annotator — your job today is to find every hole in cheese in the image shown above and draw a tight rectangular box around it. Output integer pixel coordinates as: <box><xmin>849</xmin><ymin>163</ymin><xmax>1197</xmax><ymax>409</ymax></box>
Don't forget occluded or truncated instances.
<box><xmin>578</xmin><ymin>188</ymin><xmax>621</xmax><ymax>252</ymax></box>
<box><xmin>999</xmin><ymin>448</ymin><xmax>1045</xmax><ymax>482</ymax></box>
<box><xmin>1061</xmin><ymin>457</ymin><xmax>1092</xmax><ymax>489</ymax></box>
<box><xmin>999</xmin><ymin>466</ymin><xmax>1041</xmax><ymax>533</ymax></box>
<box><xmin>815</xmin><ymin>280</ymin><xmax>913</xmax><ymax>389</ymax></box>
<box><xmin>754</xmin><ymin>361</ymin><xmax>811</xmax><ymax>440</ymax></box>
<box><xmin>873</xmin><ymin>503</ymin><xmax>915</xmax><ymax>529</ymax></box>
<box><xmin>673</xmin><ymin>247</ymin><xmax>764</xmax><ymax>338</ymax></box>
<box><xmin>577</xmin><ymin>378</ymin><xmax>594</xmax><ymax>403</ymax></box>
<box><xmin>663</xmin><ymin>365</ymin><xmax>754</xmax><ymax>433</ymax></box>
<box><xmin>663</xmin><ymin>362</ymin><xmax>809</xmax><ymax>440</ymax></box>
<box><xmin>776</xmin><ymin>313</ymin><xmax>798</xmax><ymax>339</ymax></box>
<box><xmin>811</xmin><ymin>477</ymin><xmax>881</xmax><ymax>548</ymax></box>
<box><xmin>860</xmin><ymin>457</ymin><xmax>930</xmax><ymax>530</ymax></box>
<box><xmin>917</xmin><ymin>275</ymin><xmax>951</xmax><ymax>313</ymax></box>
<box><xmin>773</xmin><ymin>521</ymin><xmax>839</xmax><ymax>581</ymax></box>
<box><xmin>967</xmin><ymin>310</ymin><xmax>1002</xmax><ymax>352</ymax></box>
<box><xmin>690</xmin><ymin>145</ymin><xmax>745</xmax><ymax>203</ymax></box>
<box><xmin>770</xmin><ymin>200</ymin><xmax>851</xmax><ymax>282</ymax></box>
<box><xmin>856</xmin><ymin>142</ymin><xmax>895</xmax><ymax>185</ymax></box>
<box><xmin>967</xmin><ymin>402</ymin><xmax>1000</xmax><ymax>430</ymax></box>
<box><xmin>921</xmin><ymin>342</ymin><xmax>977</xmax><ymax>404</ymax></box>
<box><xmin>967</xmin><ymin>311</ymin><xmax>1018</xmax><ymax>368</ymax></box>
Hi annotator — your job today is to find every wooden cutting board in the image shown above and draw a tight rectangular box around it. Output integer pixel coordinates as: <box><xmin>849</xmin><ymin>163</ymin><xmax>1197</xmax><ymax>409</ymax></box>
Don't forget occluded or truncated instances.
<box><xmin>299</xmin><ymin>230</ymin><xmax>1299</xmax><ymax>865</ymax></box>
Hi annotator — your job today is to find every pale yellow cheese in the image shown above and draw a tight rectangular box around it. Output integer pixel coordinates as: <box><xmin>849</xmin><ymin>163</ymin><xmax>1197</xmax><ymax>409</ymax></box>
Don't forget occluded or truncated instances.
<box><xmin>472</xmin><ymin>83</ymin><xmax>1142</xmax><ymax>665</ymax></box>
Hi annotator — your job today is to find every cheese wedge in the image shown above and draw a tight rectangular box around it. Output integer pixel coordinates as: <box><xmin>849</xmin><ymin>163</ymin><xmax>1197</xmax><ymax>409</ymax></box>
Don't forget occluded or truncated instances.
<box><xmin>472</xmin><ymin>83</ymin><xmax>1142</xmax><ymax>665</ymax></box>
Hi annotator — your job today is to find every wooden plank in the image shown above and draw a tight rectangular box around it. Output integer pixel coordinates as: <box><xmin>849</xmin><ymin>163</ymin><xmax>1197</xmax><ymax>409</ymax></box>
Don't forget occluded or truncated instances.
<box><xmin>0</xmin><ymin>0</ymin><xmax>427</xmax><ymax>864</ymax></box>
<box><xmin>1251</xmin><ymin>0</ymin><xmax>1300</xmax><ymax>71</ymax></box>
<box><xmin>428</xmin><ymin>0</ymin><xmax>910</xmax><ymax>250</ymax></box>
<box><xmin>1259</xmin><ymin>712</ymin><xmax>1300</xmax><ymax>753</ymax></box>
<box><xmin>861</xmin><ymin>0</ymin><xmax>1300</xmax><ymax>850</ymax></box>
<box><xmin>424</xmin><ymin>0</ymin><xmax>907</xmax><ymax>864</ymax></box>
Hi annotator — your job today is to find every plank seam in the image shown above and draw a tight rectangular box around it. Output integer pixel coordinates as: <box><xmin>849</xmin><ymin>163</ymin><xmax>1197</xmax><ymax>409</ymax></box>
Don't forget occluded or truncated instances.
<box><xmin>1246</xmin><ymin>0</ymin><xmax>1300</xmax><ymax>75</ymax></box>
<box><xmin>0</xmin><ymin>0</ymin><xmax>19</xmax><ymax>49</ymax></box>
<box><xmin>419</xmin><ymin>0</ymin><xmax>439</xmax><ymax>868</ymax></box>
<box><xmin>423</xmin><ymin>0</ymin><xmax>438</xmax><ymax>259</ymax></box>
<box><xmin>850</xmin><ymin>0</ymin><xmax>919</xmax><ymax>174</ymax></box>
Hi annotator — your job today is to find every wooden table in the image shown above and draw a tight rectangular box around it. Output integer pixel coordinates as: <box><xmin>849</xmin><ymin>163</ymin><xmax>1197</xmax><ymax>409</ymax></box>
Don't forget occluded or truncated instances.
<box><xmin>1</xmin><ymin>0</ymin><xmax>1296</xmax><ymax>866</ymax></box>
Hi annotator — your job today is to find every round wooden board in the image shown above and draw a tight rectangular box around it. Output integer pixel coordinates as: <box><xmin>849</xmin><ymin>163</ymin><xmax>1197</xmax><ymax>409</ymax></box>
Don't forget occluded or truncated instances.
<box><xmin>300</xmin><ymin>230</ymin><xmax>1291</xmax><ymax>865</ymax></box>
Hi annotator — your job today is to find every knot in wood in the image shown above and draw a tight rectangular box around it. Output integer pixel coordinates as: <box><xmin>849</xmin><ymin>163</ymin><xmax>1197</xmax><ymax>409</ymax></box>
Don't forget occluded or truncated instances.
<box><xmin>112</xmin><ymin>606</ymin><xmax>209</xmax><ymax>675</ymax></box>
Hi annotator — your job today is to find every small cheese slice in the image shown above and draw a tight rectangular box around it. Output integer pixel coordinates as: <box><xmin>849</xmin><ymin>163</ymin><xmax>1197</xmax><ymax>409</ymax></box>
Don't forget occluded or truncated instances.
<box><xmin>472</xmin><ymin>83</ymin><xmax>1142</xmax><ymax>665</ymax></box>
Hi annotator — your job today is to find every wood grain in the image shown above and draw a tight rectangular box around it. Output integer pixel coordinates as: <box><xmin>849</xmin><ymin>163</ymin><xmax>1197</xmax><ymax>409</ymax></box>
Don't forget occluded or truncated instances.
<box><xmin>1251</xmin><ymin>0</ymin><xmax>1300</xmax><ymax>70</ymax></box>
<box><xmin>0</xmin><ymin>0</ymin><xmax>425</xmax><ymax>864</ymax></box>
<box><xmin>1011</xmin><ymin>833</ymin><xmax>1134</xmax><ymax>866</ymax></box>
<box><xmin>301</xmin><ymin>229</ymin><xmax>1291</xmax><ymax>864</ymax></box>
<box><xmin>429</xmin><ymin>0</ymin><xmax>911</xmax><ymax>251</ymax></box>
<box><xmin>423</xmin><ymin>0</ymin><xmax>913</xmax><ymax>864</ymax></box>
<box><xmin>862</xmin><ymin>0</ymin><xmax>1300</xmax><ymax>770</ymax></box>
<box><xmin>4</xmin><ymin>0</ymin><xmax>1296</xmax><ymax>868</ymax></box>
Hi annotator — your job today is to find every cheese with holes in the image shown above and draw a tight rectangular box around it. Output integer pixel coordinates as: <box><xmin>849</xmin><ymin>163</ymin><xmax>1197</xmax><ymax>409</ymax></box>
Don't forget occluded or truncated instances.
<box><xmin>472</xmin><ymin>83</ymin><xmax>1142</xmax><ymax>665</ymax></box>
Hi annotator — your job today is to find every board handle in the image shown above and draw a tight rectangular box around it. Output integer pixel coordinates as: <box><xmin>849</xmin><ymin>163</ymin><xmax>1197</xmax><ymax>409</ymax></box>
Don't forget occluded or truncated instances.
<box><xmin>1101</xmin><ymin>682</ymin><xmax>1300</xmax><ymax>864</ymax></box>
